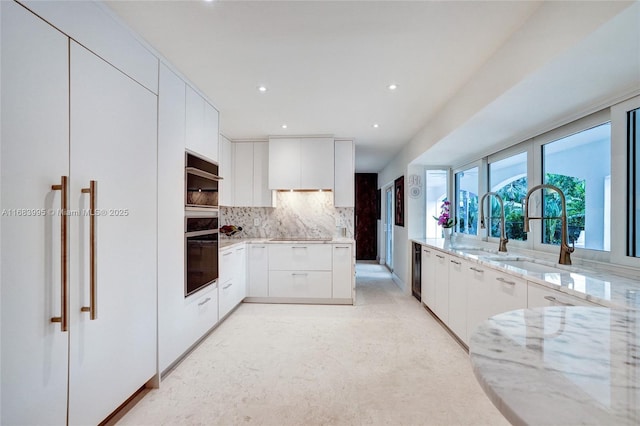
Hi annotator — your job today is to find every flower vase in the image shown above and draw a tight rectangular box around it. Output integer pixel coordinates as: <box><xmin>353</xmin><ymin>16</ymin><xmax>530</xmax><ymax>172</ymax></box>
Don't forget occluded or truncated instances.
<box><xmin>442</xmin><ymin>227</ymin><xmax>453</xmax><ymax>247</ymax></box>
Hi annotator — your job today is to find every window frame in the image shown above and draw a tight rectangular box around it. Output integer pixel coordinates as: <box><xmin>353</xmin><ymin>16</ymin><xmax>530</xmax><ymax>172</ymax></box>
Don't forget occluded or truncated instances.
<box><xmin>531</xmin><ymin>109</ymin><xmax>611</xmax><ymax>261</ymax></box>
<box><xmin>611</xmin><ymin>95</ymin><xmax>640</xmax><ymax>268</ymax></box>
<box><xmin>486</xmin><ymin>143</ymin><xmax>533</xmax><ymax>249</ymax></box>
<box><xmin>453</xmin><ymin>160</ymin><xmax>483</xmax><ymax>240</ymax></box>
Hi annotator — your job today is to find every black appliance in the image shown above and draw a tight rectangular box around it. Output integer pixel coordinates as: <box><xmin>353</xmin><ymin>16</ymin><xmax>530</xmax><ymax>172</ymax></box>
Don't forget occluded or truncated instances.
<box><xmin>185</xmin><ymin>213</ymin><xmax>219</xmax><ymax>297</ymax></box>
<box><xmin>185</xmin><ymin>152</ymin><xmax>221</xmax><ymax>209</ymax></box>
<box><xmin>412</xmin><ymin>242</ymin><xmax>421</xmax><ymax>301</ymax></box>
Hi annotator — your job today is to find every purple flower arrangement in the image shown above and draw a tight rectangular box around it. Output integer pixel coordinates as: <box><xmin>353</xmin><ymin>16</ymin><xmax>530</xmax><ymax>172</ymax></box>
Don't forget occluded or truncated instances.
<box><xmin>433</xmin><ymin>200</ymin><xmax>456</xmax><ymax>228</ymax></box>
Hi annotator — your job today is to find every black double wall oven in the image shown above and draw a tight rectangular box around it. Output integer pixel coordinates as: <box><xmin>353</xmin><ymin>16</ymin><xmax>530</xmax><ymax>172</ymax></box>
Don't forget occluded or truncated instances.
<box><xmin>185</xmin><ymin>153</ymin><xmax>221</xmax><ymax>297</ymax></box>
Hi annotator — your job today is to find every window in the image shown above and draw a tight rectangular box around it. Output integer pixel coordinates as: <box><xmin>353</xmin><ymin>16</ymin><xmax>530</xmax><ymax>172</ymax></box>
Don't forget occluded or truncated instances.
<box><xmin>455</xmin><ymin>166</ymin><xmax>478</xmax><ymax>235</ymax></box>
<box><xmin>425</xmin><ymin>169</ymin><xmax>448</xmax><ymax>239</ymax></box>
<box><xmin>628</xmin><ymin>107</ymin><xmax>640</xmax><ymax>257</ymax></box>
<box><xmin>488</xmin><ymin>152</ymin><xmax>527</xmax><ymax>241</ymax></box>
<box><xmin>542</xmin><ymin>122</ymin><xmax>611</xmax><ymax>251</ymax></box>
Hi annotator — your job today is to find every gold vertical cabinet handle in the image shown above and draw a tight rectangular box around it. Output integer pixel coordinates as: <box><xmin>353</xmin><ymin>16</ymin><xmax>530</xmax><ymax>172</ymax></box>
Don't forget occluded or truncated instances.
<box><xmin>80</xmin><ymin>180</ymin><xmax>97</xmax><ymax>320</ymax></box>
<box><xmin>50</xmin><ymin>176</ymin><xmax>69</xmax><ymax>332</ymax></box>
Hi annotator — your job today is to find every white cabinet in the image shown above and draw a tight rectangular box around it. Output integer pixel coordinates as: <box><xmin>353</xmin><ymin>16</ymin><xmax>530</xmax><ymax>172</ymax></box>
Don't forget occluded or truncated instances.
<box><xmin>447</xmin><ymin>257</ymin><xmax>468</xmax><ymax>343</ymax></box>
<box><xmin>332</xmin><ymin>244</ymin><xmax>354</xmax><ymax>300</ymax></box>
<box><xmin>467</xmin><ymin>266</ymin><xmax>527</xmax><ymax>340</ymax></box>
<box><xmin>185</xmin><ymin>84</ymin><xmax>219</xmax><ymax>162</ymax></box>
<box><xmin>334</xmin><ymin>139</ymin><xmax>355</xmax><ymax>207</ymax></box>
<box><xmin>219</xmin><ymin>244</ymin><xmax>247</xmax><ymax>318</ymax></box>
<box><xmin>433</xmin><ymin>252</ymin><xmax>450</xmax><ymax>323</ymax></box>
<box><xmin>528</xmin><ymin>282</ymin><xmax>601</xmax><ymax>308</ymax></box>
<box><xmin>1</xmin><ymin>5</ymin><xmax>158</xmax><ymax>423</ymax></box>
<box><xmin>421</xmin><ymin>246</ymin><xmax>437</xmax><ymax>308</ymax></box>
<box><xmin>219</xmin><ymin>135</ymin><xmax>234</xmax><ymax>206</ymax></box>
<box><xmin>268</xmin><ymin>137</ymin><xmax>334</xmax><ymax>190</ymax></box>
<box><xmin>232</xmin><ymin>141</ymin><xmax>273</xmax><ymax>207</ymax></box>
<box><xmin>248</xmin><ymin>244</ymin><xmax>269</xmax><ymax>297</ymax></box>
<box><xmin>267</xmin><ymin>244</ymin><xmax>334</xmax><ymax>299</ymax></box>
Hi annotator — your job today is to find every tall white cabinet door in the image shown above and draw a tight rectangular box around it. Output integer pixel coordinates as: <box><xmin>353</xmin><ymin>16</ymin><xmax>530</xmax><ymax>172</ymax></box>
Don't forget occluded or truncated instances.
<box><xmin>233</xmin><ymin>142</ymin><xmax>254</xmax><ymax>206</ymax></box>
<box><xmin>248</xmin><ymin>244</ymin><xmax>269</xmax><ymax>297</ymax></box>
<box><xmin>157</xmin><ymin>64</ymin><xmax>188</xmax><ymax>373</ymax></box>
<box><xmin>300</xmin><ymin>137</ymin><xmax>334</xmax><ymax>189</ymax></box>
<box><xmin>0</xmin><ymin>3</ymin><xmax>69</xmax><ymax>424</ymax></box>
<box><xmin>68</xmin><ymin>42</ymin><xmax>157</xmax><ymax>426</ymax></box>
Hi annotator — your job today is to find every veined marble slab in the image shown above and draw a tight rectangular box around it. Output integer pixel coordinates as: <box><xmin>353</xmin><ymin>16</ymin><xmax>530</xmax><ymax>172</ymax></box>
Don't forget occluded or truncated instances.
<box><xmin>413</xmin><ymin>238</ymin><xmax>640</xmax><ymax>310</ymax></box>
<box><xmin>469</xmin><ymin>307</ymin><xmax>640</xmax><ymax>426</ymax></box>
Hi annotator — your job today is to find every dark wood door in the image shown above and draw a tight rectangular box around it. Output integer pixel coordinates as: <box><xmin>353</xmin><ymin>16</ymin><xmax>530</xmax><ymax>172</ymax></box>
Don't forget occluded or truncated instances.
<box><xmin>355</xmin><ymin>173</ymin><xmax>378</xmax><ymax>260</ymax></box>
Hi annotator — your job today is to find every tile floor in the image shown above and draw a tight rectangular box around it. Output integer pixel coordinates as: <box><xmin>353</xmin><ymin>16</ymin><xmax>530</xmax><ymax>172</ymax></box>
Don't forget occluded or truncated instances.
<box><xmin>116</xmin><ymin>262</ymin><xmax>508</xmax><ymax>425</ymax></box>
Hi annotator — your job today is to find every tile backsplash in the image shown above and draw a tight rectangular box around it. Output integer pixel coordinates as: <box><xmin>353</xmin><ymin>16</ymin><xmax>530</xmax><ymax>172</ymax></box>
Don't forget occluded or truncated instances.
<box><xmin>220</xmin><ymin>191</ymin><xmax>354</xmax><ymax>239</ymax></box>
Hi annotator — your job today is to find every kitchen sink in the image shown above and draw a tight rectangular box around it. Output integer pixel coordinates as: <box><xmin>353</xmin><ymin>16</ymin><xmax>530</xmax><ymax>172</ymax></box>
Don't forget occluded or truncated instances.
<box><xmin>494</xmin><ymin>259</ymin><xmax>566</xmax><ymax>274</ymax></box>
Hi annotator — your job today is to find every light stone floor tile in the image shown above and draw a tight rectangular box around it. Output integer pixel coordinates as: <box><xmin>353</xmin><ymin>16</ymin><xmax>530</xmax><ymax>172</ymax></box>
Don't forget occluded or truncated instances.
<box><xmin>116</xmin><ymin>262</ymin><xmax>508</xmax><ymax>426</ymax></box>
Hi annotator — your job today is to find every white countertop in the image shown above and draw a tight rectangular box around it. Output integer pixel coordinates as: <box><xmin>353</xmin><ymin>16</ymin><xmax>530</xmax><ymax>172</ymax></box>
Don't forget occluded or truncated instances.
<box><xmin>469</xmin><ymin>306</ymin><xmax>640</xmax><ymax>425</ymax></box>
<box><xmin>219</xmin><ymin>237</ymin><xmax>355</xmax><ymax>250</ymax></box>
<box><xmin>412</xmin><ymin>238</ymin><xmax>640</xmax><ymax>310</ymax></box>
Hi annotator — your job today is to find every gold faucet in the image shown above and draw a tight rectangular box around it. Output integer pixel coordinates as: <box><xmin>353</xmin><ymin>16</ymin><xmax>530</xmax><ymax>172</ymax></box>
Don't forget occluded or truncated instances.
<box><xmin>523</xmin><ymin>184</ymin><xmax>575</xmax><ymax>265</ymax></box>
<box><xmin>479</xmin><ymin>192</ymin><xmax>508</xmax><ymax>252</ymax></box>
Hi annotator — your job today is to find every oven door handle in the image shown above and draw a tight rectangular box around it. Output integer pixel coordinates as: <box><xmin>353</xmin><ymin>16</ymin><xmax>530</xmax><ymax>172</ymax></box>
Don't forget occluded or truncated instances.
<box><xmin>185</xmin><ymin>229</ymin><xmax>219</xmax><ymax>238</ymax></box>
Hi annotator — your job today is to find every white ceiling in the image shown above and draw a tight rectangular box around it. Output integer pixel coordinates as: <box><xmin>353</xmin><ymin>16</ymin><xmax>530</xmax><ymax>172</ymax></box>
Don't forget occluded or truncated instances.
<box><xmin>105</xmin><ymin>0</ymin><xmax>542</xmax><ymax>172</ymax></box>
<box><xmin>105</xmin><ymin>1</ymin><xmax>639</xmax><ymax>173</ymax></box>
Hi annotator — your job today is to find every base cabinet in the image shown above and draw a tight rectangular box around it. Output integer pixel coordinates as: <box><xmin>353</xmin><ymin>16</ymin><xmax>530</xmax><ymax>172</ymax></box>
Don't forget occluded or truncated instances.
<box><xmin>528</xmin><ymin>282</ymin><xmax>602</xmax><ymax>308</ymax></box>
<box><xmin>433</xmin><ymin>252</ymin><xmax>450</xmax><ymax>323</ymax></box>
<box><xmin>447</xmin><ymin>258</ymin><xmax>468</xmax><ymax>343</ymax></box>
<box><xmin>219</xmin><ymin>244</ymin><xmax>247</xmax><ymax>318</ymax></box>
<box><xmin>421</xmin><ymin>247</ymin><xmax>436</xmax><ymax>308</ymax></box>
<box><xmin>248</xmin><ymin>244</ymin><xmax>269</xmax><ymax>297</ymax></box>
<box><xmin>332</xmin><ymin>245</ymin><xmax>354</xmax><ymax>299</ymax></box>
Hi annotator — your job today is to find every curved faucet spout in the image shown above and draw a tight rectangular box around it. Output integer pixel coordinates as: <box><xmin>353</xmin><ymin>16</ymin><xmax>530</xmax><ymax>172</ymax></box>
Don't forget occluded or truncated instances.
<box><xmin>479</xmin><ymin>192</ymin><xmax>508</xmax><ymax>252</ymax></box>
<box><xmin>523</xmin><ymin>184</ymin><xmax>575</xmax><ymax>265</ymax></box>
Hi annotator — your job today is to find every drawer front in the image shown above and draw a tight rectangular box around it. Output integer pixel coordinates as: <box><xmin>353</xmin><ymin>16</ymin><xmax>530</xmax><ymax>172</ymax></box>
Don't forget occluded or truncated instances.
<box><xmin>219</xmin><ymin>248</ymin><xmax>235</xmax><ymax>283</ymax></box>
<box><xmin>268</xmin><ymin>244</ymin><xmax>332</xmax><ymax>270</ymax></box>
<box><xmin>528</xmin><ymin>283</ymin><xmax>601</xmax><ymax>308</ymax></box>
<box><xmin>268</xmin><ymin>271</ymin><xmax>332</xmax><ymax>298</ymax></box>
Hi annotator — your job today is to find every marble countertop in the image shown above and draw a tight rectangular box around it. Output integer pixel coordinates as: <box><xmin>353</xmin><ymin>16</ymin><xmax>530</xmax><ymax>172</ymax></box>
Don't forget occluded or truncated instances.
<box><xmin>219</xmin><ymin>238</ymin><xmax>355</xmax><ymax>250</ymax></box>
<box><xmin>469</xmin><ymin>306</ymin><xmax>640</xmax><ymax>425</ymax></box>
<box><xmin>412</xmin><ymin>238</ymin><xmax>640</xmax><ymax>310</ymax></box>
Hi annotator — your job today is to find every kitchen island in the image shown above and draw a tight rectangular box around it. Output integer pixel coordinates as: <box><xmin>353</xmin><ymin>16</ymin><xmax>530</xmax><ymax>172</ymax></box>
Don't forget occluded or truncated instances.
<box><xmin>469</xmin><ymin>306</ymin><xmax>640</xmax><ymax>425</ymax></box>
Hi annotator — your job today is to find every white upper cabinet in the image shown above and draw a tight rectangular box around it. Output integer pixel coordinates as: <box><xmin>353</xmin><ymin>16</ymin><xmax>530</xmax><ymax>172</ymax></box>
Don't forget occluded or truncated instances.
<box><xmin>334</xmin><ymin>139</ymin><xmax>355</xmax><ymax>207</ymax></box>
<box><xmin>233</xmin><ymin>142</ymin><xmax>254</xmax><ymax>206</ymax></box>
<box><xmin>185</xmin><ymin>84</ymin><xmax>219</xmax><ymax>162</ymax></box>
<box><xmin>269</xmin><ymin>137</ymin><xmax>300</xmax><ymax>189</ymax></box>
<box><xmin>268</xmin><ymin>137</ymin><xmax>334</xmax><ymax>190</ymax></box>
<box><xmin>300</xmin><ymin>137</ymin><xmax>334</xmax><ymax>189</ymax></box>
<box><xmin>232</xmin><ymin>141</ymin><xmax>273</xmax><ymax>207</ymax></box>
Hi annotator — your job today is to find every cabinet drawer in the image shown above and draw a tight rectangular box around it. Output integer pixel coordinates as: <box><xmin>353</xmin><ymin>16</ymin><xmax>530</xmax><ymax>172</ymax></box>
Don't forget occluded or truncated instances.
<box><xmin>528</xmin><ymin>282</ymin><xmax>601</xmax><ymax>308</ymax></box>
<box><xmin>219</xmin><ymin>248</ymin><xmax>235</xmax><ymax>283</ymax></box>
<box><xmin>268</xmin><ymin>271</ymin><xmax>332</xmax><ymax>298</ymax></box>
<box><xmin>268</xmin><ymin>244</ymin><xmax>332</xmax><ymax>270</ymax></box>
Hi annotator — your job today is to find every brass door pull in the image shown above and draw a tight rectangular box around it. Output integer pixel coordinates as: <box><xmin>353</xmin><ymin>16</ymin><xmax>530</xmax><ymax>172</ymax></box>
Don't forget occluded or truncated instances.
<box><xmin>51</xmin><ymin>176</ymin><xmax>69</xmax><ymax>331</ymax></box>
<box><xmin>81</xmin><ymin>180</ymin><xmax>97</xmax><ymax>320</ymax></box>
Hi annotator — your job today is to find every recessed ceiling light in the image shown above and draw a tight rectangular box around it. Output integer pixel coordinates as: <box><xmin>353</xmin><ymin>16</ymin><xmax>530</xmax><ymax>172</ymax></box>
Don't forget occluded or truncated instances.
<box><xmin>388</xmin><ymin>84</ymin><xmax>398</xmax><ymax>90</ymax></box>
<box><xmin>281</xmin><ymin>124</ymin><xmax>288</xmax><ymax>129</ymax></box>
<box><xmin>373</xmin><ymin>123</ymin><xmax>379</xmax><ymax>128</ymax></box>
<box><xmin>258</xmin><ymin>86</ymin><xmax>267</xmax><ymax>93</ymax></box>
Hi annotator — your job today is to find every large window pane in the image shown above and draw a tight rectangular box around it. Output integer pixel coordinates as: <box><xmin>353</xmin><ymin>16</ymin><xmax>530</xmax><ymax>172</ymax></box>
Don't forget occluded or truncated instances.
<box><xmin>425</xmin><ymin>169</ymin><xmax>448</xmax><ymax>239</ymax></box>
<box><xmin>629</xmin><ymin>107</ymin><xmax>640</xmax><ymax>257</ymax></box>
<box><xmin>455</xmin><ymin>167</ymin><xmax>478</xmax><ymax>235</ymax></box>
<box><xmin>489</xmin><ymin>152</ymin><xmax>527</xmax><ymax>241</ymax></box>
<box><xmin>542</xmin><ymin>123</ymin><xmax>611</xmax><ymax>251</ymax></box>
